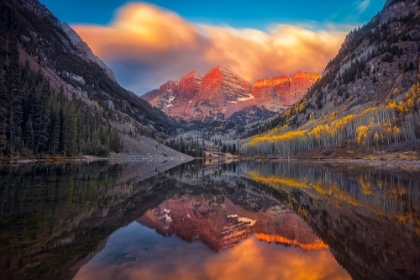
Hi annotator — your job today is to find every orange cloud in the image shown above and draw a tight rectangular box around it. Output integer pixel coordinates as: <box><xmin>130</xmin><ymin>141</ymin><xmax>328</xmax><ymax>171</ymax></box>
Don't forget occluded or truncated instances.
<box><xmin>200</xmin><ymin>24</ymin><xmax>346</xmax><ymax>82</ymax></box>
<box><xmin>73</xmin><ymin>3</ymin><xmax>347</xmax><ymax>94</ymax></box>
<box><xmin>74</xmin><ymin>236</ymin><xmax>350</xmax><ymax>280</ymax></box>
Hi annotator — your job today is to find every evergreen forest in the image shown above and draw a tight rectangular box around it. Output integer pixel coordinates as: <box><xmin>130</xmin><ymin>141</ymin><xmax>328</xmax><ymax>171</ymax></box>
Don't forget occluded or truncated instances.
<box><xmin>0</xmin><ymin>35</ymin><xmax>122</xmax><ymax>158</ymax></box>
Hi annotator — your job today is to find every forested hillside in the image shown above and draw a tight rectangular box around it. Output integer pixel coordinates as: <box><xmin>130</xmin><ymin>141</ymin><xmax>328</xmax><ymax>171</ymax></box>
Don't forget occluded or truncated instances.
<box><xmin>0</xmin><ymin>46</ymin><xmax>122</xmax><ymax>157</ymax></box>
<box><xmin>240</xmin><ymin>0</ymin><xmax>420</xmax><ymax>157</ymax></box>
<box><xmin>0</xmin><ymin>0</ymin><xmax>186</xmax><ymax>159</ymax></box>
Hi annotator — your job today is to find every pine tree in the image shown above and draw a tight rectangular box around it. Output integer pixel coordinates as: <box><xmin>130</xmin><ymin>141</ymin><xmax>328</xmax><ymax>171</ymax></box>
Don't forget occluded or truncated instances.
<box><xmin>8</xmin><ymin>34</ymin><xmax>23</xmax><ymax>153</ymax></box>
<box><xmin>68</xmin><ymin>104</ymin><xmax>78</xmax><ymax>156</ymax></box>
<box><xmin>222</xmin><ymin>144</ymin><xmax>227</xmax><ymax>153</ymax></box>
<box><xmin>23</xmin><ymin>115</ymin><xmax>34</xmax><ymax>151</ymax></box>
<box><xmin>48</xmin><ymin>104</ymin><xmax>60</xmax><ymax>154</ymax></box>
<box><xmin>109</xmin><ymin>127</ymin><xmax>122</xmax><ymax>153</ymax></box>
<box><xmin>59</xmin><ymin>105</ymin><xmax>69</xmax><ymax>155</ymax></box>
<box><xmin>178</xmin><ymin>137</ymin><xmax>184</xmax><ymax>153</ymax></box>
<box><xmin>0</xmin><ymin>44</ymin><xmax>9</xmax><ymax>156</ymax></box>
<box><xmin>32</xmin><ymin>80</ymin><xmax>49</xmax><ymax>153</ymax></box>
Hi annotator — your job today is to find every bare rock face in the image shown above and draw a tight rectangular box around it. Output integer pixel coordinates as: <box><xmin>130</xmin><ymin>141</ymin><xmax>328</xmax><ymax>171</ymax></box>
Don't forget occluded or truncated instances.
<box><xmin>61</xmin><ymin>23</ymin><xmax>117</xmax><ymax>82</ymax></box>
<box><xmin>253</xmin><ymin>72</ymin><xmax>320</xmax><ymax>111</ymax></box>
<box><xmin>170</xmin><ymin>71</ymin><xmax>203</xmax><ymax>118</ymax></box>
<box><xmin>140</xmin><ymin>88</ymin><xmax>160</xmax><ymax>103</ymax></box>
<box><xmin>145</xmin><ymin>80</ymin><xmax>179</xmax><ymax>115</ymax></box>
<box><xmin>142</xmin><ymin>72</ymin><xmax>203</xmax><ymax>118</ymax></box>
<box><xmin>138</xmin><ymin>195</ymin><xmax>327</xmax><ymax>252</ymax></box>
<box><xmin>141</xmin><ymin>66</ymin><xmax>319</xmax><ymax>122</ymax></box>
<box><xmin>178</xmin><ymin>70</ymin><xmax>203</xmax><ymax>101</ymax></box>
<box><xmin>381</xmin><ymin>0</ymin><xmax>416</xmax><ymax>24</ymax></box>
<box><xmin>185</xmin><ymin>65</ymin><xmax>254</xmax><ymax>121</ymax></box>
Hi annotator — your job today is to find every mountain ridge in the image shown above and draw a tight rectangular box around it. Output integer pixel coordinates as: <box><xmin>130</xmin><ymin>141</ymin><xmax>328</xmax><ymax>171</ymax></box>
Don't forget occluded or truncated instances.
<box><xmin>142</xmin><ymin>66</ymin><xmax>320</xmax><ymax>123</ymax></box>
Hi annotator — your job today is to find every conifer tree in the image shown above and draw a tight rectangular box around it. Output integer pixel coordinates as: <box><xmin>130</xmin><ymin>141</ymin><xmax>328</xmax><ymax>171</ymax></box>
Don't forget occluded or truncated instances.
<box><xmin>0</xmin><ymin>44</ymin><xmax>8</xmax><ymax>155</ymax></box>
<box><xmin>70</xmin><ymin>104</ymin><xmax>78</xmax><ymax>155</ymax></box>
<box><xmin>48</xmin><ymin>105</ymin><xmax>60</xmax><ymax>154</ymax></box>
<box><xmin>8</xmin><ymin>34</ymin><xmax>23</xmax><ymax>153</ymax></box>
<box><xmin>23</xmin><ymin>115</ymin><xmax>34</xmax><ymax>151</ymax></box>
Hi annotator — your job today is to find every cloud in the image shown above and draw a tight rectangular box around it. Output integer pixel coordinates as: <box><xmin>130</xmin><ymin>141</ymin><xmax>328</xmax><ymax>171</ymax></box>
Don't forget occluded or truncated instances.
<box><xmin>355</xmin><ymin>0</ymin><xmax>371</xmax><ymax>13</ymax></box>
<box><xmin>74</xmin><ymin>234</ymin><xmax>351</xmax><ymax>280</ymax></box>
<box><xmin>73</xmin><ymin>3</ymin><xmax>348</xmax><ymax>94</ymax></box>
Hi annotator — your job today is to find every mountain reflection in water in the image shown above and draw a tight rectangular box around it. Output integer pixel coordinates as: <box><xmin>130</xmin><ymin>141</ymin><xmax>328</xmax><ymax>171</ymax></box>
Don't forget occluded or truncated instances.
<box><xmin>74</xmin><ymin>222</ymin><xmax>347</xmax><ymax>280</ymax></box>
<box><xmin>0</xmin><ymin>160</ymin><xmax>419</xmax><ymax>280</ymax></box>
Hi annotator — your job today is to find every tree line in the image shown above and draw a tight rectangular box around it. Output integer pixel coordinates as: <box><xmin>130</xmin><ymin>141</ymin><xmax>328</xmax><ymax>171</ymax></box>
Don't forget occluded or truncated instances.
<box><xmin>165</xmin><ymin>138</ymin><xmax>205</xmax><ymax>157</ymax></box>
<box><xmin>212</xmin><ymin>138</ymin><xmax>237</xmax><ymax>154</ymax></box>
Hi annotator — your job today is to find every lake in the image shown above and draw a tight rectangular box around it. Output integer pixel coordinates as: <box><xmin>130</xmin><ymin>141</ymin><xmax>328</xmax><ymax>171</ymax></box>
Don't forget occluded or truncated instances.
<box><xmin>1</xmin><ymin>160</ymin><xmax>419</xmax><ymax>280</ymax></box>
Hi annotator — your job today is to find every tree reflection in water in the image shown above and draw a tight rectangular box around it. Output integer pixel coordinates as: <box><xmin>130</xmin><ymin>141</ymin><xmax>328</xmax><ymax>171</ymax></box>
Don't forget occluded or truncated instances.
<box><xmin>0</xmin><ymin>160</ymin><xmax>419</xmax><ymax>279</ymax></box>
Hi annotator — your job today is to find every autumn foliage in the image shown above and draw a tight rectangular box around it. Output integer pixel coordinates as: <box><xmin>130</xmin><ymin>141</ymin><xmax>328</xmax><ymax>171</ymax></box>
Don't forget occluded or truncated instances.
<box><xmin>241</xmin><ymin>83</ymin><xmax>420</xmax><ymax>156</ymax></box>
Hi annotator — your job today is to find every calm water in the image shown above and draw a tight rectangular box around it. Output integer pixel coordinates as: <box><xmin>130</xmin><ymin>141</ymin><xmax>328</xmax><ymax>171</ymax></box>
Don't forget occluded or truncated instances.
<box><xmin>0</xmin><ymin>160</ymin><xmax>419</xmax><ymax>280</ymax></box>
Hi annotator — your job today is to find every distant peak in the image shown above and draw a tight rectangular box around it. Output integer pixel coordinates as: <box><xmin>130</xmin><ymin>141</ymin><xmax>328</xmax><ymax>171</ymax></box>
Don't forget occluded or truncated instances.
<box><xmin>276</xmin><ymin>74</ymin><xmax>289</xmax><ymax>79</ymax></box>
<box><xmin>209</xmin><ymin>65</ymin><xmax>230</xmax><ymax>72</ymax></box>
<box><xmin>186</xmin><ymin>70</ymin><xmax>198</xmax><ymax>75</ymax></box>
<box><xmin>291</xmin><ymin>71</ymin><xmax>321</xmax><ymax>81</ymax></box>
<box><xmin>184</xmin><ymin>70</ymin><xmax>202</xmax><ymax>77</ymax></box>
<box><xmin>159</xmin><ymin>80</ymin><xmax>178</xmax><ymax>90</ymax></box>
<box><xmin>180</xmin><ymin>70</ymin><xmax>203</xmax><ymax>83</ymax></box>
<box><xmin>205</xmin><ymin>66</ymin><xmax>238</xmax><ymax>80</ymax></box>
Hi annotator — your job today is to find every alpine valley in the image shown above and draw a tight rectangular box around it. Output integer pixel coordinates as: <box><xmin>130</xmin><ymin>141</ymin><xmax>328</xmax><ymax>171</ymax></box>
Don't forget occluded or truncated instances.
<box><xmin>0</xmin><ymin>0</ymin><xmax>420</xmax><ymax>161</ymax></box>
<box><xmin>1</xmin><ymin>1</ymin><xmax>420</xmax><ymax>280</ymax></box>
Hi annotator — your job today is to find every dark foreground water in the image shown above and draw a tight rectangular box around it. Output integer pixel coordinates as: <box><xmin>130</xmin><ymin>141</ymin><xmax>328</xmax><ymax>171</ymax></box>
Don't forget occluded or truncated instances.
<box><xmin>0</xmin><ymin>160</ymin><xmax>419</xmax><ymax>280</ymax></box>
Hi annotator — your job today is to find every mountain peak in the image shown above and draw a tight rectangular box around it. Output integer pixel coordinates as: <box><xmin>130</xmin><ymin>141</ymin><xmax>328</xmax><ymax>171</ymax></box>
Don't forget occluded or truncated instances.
<box><xmin>181</xmin><ymin>70</ymin><xmax>203</xmax><ymax>81</ymax></box>
<box><xmin>207</xmin><ymin>65</ymin><xmax>235</xmax><ymax>76</ymax></box>
<box><xmin>143</xmin><ymin>67</ymin><xmax>319</xmax><ymax>122</ymax></box>
<box><xmin>162</xmin><ymin>80</ymin><xmax>178</xmax><ymax>86</ymax></box>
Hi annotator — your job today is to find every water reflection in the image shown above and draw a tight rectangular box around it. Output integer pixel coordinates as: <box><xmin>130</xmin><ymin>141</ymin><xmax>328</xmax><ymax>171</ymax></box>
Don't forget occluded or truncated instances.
<box><xmin>242</xmin><ymin>161</ymin><xmax>420</xmax><ymax>280</ymax></box>
<box><xmin>0</xmin><ymin>160</ymin><xmax>419</xmax><ymax>279</ymax></box>
<box><xmin>74</xmin><ymin>222</ymin><xmax>349</xmax><ymax>280</ymax></box>
<box><xmin>137</xmin><ymin>195</ymin><xmax>327</xmax><ymax>252</ymax></box>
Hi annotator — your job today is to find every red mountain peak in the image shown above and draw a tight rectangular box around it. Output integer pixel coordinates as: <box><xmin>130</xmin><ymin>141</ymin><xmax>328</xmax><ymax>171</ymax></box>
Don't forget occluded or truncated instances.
<box><xmin>141</xmin><ymin>67</ymin><xmax>320</xmax><ymax>122</ymax></box>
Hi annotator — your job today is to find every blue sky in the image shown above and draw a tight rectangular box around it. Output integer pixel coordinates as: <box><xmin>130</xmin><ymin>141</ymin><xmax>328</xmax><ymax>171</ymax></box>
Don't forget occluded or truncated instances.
<box><xmin>40</xmin><ymin>0</ymin><xmax>385</xmax><ymax>28</ymax></box>
<box><xmin>39</xmin><ymin>0</ymin><xmax>386</xmax><ymax>94</ymax></box>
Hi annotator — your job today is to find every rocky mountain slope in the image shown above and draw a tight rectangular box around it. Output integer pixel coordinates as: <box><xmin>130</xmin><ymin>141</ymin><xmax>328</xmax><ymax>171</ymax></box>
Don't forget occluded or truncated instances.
<box><xmin>142</xmin><ymin>66</ymin><xmax>319</xmax><ymax>123</ymax></box>
<box><xmin>241</xmin><ymin>0</ymin><xmax>420</xmax><ymax>156</ymax></box>
<box><xmin>142</xmin><ymin>70</ymin><xmax>204</xmax><ymax>119</ymax></box>
<box><xmin>252</xmin><ymin>71</ymin><xmax>321</xmax><ymax>110</ymax></box>
<box><xmin>0</xmin><ymin>0</ymin><xmax>185</xmax><ymax>158</ymax></box>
